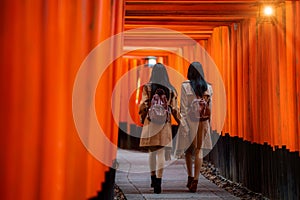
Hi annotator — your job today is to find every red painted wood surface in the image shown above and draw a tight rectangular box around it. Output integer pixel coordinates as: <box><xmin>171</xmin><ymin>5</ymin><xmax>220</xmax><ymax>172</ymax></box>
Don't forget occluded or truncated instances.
<box><xmin>0</xmin><ymin>0</ymin><xmax>124</xmax><ymax>200</ymax></box>
<box><xmin>124</xmin><ymin>1</ymin><xmax>300</xmax><ymax>154</ymax></box>
<box><xmin>1</xmin><ymin>1</ymin><xmax>300</xmax><ymax>200</ymax></box>
<box><xmin>207</xmin><ymin>2</ymin><xmax>300</xmax><ymax>153</ymax></box>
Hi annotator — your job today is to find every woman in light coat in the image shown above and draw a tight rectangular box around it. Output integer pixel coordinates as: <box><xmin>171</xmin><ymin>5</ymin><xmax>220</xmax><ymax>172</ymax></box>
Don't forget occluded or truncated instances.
<box><xmin>175</xmin><ymin>61</ymin><xmax>213</xmax><ymax>192</ymax></box>
<box><xmin>139</xmin><ymin>63</ymin><xmax>181</xmax><ymax>194</ymax></box>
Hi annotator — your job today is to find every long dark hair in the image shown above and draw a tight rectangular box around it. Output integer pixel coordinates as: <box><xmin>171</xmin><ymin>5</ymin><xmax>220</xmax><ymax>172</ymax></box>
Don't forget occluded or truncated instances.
<box><xmin>149</xmin><ymin>63</ymin><xmax>176</xmax><ymax>99</ymax></box>
<box><xmin>187</xmin><ymin>62</ymin><xmax>207</xmax><ymax>97</ymax></box>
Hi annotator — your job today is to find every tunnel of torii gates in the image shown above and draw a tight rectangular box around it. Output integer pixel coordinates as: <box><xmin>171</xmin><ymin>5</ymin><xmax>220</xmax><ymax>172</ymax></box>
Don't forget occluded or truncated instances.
<box><xmin>0</xmin><ymin>0</ymin><xmax>299</xmax><ymax>200</ymax></box>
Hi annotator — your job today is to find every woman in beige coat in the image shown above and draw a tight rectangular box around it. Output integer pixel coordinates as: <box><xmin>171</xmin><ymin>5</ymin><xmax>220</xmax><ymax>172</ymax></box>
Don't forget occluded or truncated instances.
<box><xmin>139</xmin><ymin>63</ymin><xmax>180</xmax><ymax>194</ymax></box>
<box><xmin>176</xmin><ymin>62</ymin><xmax>213</xmax><ymax>192</ymax></box>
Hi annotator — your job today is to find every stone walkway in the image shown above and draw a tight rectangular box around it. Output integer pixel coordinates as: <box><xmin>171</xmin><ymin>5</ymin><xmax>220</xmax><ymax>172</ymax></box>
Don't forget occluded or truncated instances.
<box><xmin>115</xmin><ymin>149</ymin><xmax>240</xmax><ymax>200</ymax></box>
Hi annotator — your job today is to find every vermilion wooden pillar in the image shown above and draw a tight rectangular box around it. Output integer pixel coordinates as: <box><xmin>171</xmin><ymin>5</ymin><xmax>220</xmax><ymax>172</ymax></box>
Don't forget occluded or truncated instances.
<box><xmin>207</xmin><ymin>2</ymin><xmax>300</xmax><ymax>154</ymax></box>
<box><xmin>0</xmin><ymin>0</ymin><xmax>125</xmax><ymax>200</ymax></box>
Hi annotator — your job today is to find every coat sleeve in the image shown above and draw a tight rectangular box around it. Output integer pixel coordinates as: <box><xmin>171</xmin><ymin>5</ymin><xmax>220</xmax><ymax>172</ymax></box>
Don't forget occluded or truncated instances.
<box><xmin>179</xmin><ymin>83</ymin><xmax>189</xmax><ymax>131</ymax></box>
<box><xmin>207</xmin><ymin>84</ymin><xmax>213</xmax><ymax>121</ymax></box>
<box><xmin>138</xmin><ymin>85</ymin><xmax>150</xmax><ymax>124</ymax></box>
<box><xmin>174</xmin><ymin>83</ymin><xmax>190</xmax><ymax>158</ymax></box>
<box><xmin>170</xmin><ymin>89</ymin><xmax>181</xmax><ymax>125</ymax></box>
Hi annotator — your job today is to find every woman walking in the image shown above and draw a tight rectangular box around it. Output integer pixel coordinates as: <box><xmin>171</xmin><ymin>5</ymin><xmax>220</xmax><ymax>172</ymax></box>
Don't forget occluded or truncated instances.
<box><xmin>176</xmin><ymin>61</ymin><xmax>213</xmax><ymax>192</ymax></box>
<box><xmin>138</xmin><ymin>63</ymin><xmax>181</xmax><ymax>194</ymax></box>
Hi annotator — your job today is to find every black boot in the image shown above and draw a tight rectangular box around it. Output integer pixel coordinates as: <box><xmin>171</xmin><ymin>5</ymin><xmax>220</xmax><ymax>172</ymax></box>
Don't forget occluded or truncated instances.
<box><xmin>151</xmin><ymin>175</ymin><xmax>156</xmax><ymax>188</ymax></box>
<box><xmin>154</xmin><ymin>178</ymin><xmax>162</xmax><ymax>194</ymax></box>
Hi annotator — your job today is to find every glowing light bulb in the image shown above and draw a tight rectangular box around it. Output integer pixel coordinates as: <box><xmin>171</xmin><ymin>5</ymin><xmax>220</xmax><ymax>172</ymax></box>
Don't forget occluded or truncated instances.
<box><xmin>263</xmin><ymin>5</ymin><xmax>274</xmax><ymax>16</ymax></box>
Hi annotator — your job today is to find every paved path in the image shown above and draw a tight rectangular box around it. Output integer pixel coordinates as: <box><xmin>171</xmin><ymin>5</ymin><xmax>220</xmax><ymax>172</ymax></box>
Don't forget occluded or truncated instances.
<box><xmin>115</xmin><ymin>149</ymin><xmax>240</xmax><ymax>200</ymax></box>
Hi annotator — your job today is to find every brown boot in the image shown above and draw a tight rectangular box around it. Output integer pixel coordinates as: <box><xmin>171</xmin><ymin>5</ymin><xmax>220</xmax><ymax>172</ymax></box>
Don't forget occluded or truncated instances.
<box><xmin>189</xmin><ymin>180</ymin><xmax>198</xmax><ymax>193</ymax></box>
<box><xmin>186</xmin><ymin>176</ymin><xmax>194</xmax><ymax>188</ymax></box>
